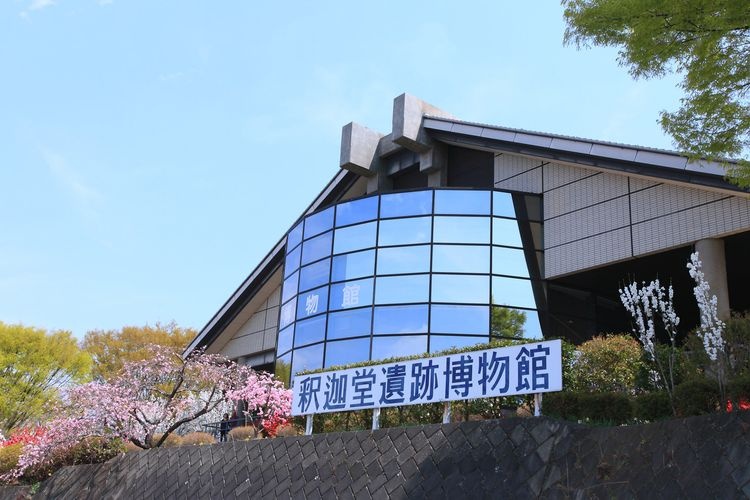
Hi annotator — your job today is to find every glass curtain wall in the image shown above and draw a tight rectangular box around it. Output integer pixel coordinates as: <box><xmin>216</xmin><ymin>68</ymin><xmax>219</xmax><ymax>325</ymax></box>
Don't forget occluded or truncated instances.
<box><xmin>276</xmin><ymin>189</ymin><xmax>543</xmax><ymax>381</ymax></box>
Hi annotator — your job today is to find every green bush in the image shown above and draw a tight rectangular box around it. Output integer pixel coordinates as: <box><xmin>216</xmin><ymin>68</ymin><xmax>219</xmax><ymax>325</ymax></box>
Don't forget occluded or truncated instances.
<box><xmin>0</xmin><ymin>443</ymin><xmax>22</xmax><ymax>476</ymax></box>
<box><xmin>633</xmin><ymin>392</ymin><xmax>672</xmax><ymax>421</ymax></box>
<box><xmin>727</xmin><ymin>374</ymin><xmax>750</xmax><ymax>410</ymax></box>
<box><xmin>674</xmin><ymin>379</ymin><xmax>720</xmax><ymax>416</ymax></box>
<box><xmin>544</xmin><ymin>392</ymin><xmax>581</xmax><ymax>421</ymax></box>
<box><xmin>571</xmin><ymin>334</ymin><xmax>644</xmax><ymax>393</ymax></box>
<box><xmin>578</xmin><ymin>392</ymin><xmax>632</xmax><ymax>424</ymax></box>
<box><xmin>544</xmin><ymin>392</ymin><xmax>632</xmax><ymax>424</ymax></box>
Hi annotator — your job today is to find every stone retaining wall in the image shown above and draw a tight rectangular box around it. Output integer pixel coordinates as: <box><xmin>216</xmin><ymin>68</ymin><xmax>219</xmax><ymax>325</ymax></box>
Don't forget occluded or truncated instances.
<box><xmin>2</xmin><ymin>412</ymin><xmax>749</xmax><ymax>499</ymax></box>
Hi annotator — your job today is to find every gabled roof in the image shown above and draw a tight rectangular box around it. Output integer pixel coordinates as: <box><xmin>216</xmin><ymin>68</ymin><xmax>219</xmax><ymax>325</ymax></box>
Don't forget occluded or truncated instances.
<box><xmin>423</xmin><ymin>115</ymin><xmax>744</xmax><ymax>193</ymax></box>
<box><xmin>186</xmin><ymin>108</ymin><xmax>747</xmax><ymax>356</ymax></box>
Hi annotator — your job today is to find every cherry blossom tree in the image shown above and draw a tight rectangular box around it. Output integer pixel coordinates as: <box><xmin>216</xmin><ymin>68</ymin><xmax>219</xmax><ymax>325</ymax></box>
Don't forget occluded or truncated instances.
<box><xmin>620</xmin><ymin>278</ymin><xmax>680</xmax><ymax>413</ymax></box>
<box><xmin>5</xmin><ymin>346</ymin><xmax>292</xmax><ymax>480</ymax></box>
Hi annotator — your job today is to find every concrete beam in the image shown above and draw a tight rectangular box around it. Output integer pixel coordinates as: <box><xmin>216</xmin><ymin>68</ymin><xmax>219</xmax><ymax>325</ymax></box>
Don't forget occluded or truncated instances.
<box><xmin>340</xmin><ymin>122</ymin><xmax>384</xmax><ymax>177</ymax></box>
<box><xmin>392</xmin><ymin>93</ymin><xmax>453</xmax><ymax>153</ymax></box>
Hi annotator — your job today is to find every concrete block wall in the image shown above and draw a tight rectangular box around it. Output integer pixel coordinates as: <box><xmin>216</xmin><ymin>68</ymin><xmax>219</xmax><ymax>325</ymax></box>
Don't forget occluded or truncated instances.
<box><xmin>9</xmin><ymin>411</ymin><xmax>750</xmax><ymax>499</ymax></box>
<box><xmin>494</xmin><ymin>153</ymin><xmax>750</xmax><ymax>278</ymax></box>
<box><xmin>219</xmin><ymin>286</ymin><xmax>281</xmax><ymax>360</ymax></box>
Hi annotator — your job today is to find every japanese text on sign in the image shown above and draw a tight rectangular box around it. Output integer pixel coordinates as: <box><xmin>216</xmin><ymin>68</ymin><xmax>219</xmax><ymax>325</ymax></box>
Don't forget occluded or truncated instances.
<box><xmin>291</xmin><ymin>340</ymin><xmax>562</xmax><ymax>416</ymax></box>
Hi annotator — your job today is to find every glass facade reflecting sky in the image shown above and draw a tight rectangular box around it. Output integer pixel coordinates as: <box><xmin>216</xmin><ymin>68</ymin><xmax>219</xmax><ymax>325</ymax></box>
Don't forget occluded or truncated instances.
<box><xmin>277</xmin><ymin>188</ymin><xmax>544</xmax><ymax>379</ymax></box>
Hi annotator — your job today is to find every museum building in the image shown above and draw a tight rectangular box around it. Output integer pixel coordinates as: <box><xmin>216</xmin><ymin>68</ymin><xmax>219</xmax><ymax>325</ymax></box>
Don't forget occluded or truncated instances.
<box><xmin>186</xmin><ymin>94</ymin><xmax>750</xmax><ymax>385</ymax></box>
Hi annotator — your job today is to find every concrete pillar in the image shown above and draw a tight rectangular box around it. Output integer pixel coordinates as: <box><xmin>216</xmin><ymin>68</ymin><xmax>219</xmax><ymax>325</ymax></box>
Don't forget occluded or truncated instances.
<box><xmin>695</xmin><ymin>238</ymin><xmax>730</xmax><ymax>320</ymax></box>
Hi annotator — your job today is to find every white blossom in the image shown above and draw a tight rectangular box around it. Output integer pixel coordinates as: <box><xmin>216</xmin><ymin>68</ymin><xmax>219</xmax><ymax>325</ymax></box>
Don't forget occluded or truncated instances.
<box><xmin>687</xmin><ymin>252</ymin><xmax>725</xmax><ymax>361</ymax></box>
<box><xmin>619</xmin><ymin>279</ymin><xmax>680</xmax><ymax>359</ymax></box>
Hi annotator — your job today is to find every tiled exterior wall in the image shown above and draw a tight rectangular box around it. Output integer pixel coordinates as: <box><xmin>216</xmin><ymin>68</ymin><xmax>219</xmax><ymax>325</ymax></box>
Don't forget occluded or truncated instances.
<box><xmin>494</xmin><ymin>153</ymin><xmax>750</xmax><ymax>278</ymax></box>
<box><xmin>220</xmin><ymin>285</ymin><xmax>281</xmax><ymax>360</ymax></box>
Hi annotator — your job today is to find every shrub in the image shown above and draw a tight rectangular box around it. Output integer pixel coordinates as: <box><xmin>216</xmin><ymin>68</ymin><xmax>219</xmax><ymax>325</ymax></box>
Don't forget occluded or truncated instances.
<box><xmin>544</xmin><ymin>392</ymin><xmax>581</xmax><ymax>421</ymax></box>
<box><xmin>22</xmin><ymin>436</ymin><xmax>124</xmax><ymax>483</ymax></box>
<box><xmin>727</xmin><ymin>374</ymin><xmax>750</xmax><ymax>411</ymax></box>
<box><xmin>571</xmin><ymin>335</ymin><xmax>644</xmax><ymax>393</ymax></box>
<box><xmin>274</xmin><ymin>424</ymin><xmax>301</xmax><ymax>438</ymax></box>
<box><xmin>228</xmin><ymin>426</ymin><xmax>257</xmax><ymax>441</ymax></box>
<box><xmin>124</xmin><ymin>441</ymin><xmax>142</xmax><ymax>453</ymax></box>
<box><xmin>633</xmin><ymin>392</ymin><xmax>672</xmax><ymax>421</ymax></box>
<box><xmin>578</xmin><ymin>393</ymin><xmax>633</xmax><ymax>424</ymax></box>
<box><xmin>544</xmin><ymin>392</ymin><xmax>632</xmax><ymax>424</ymax></box>
<box><xmin>0</xmin><ymin>443</ymin><xmax>22</xmax><ymax>476</ymax></box>
<box><xmin>674</xmin><ymin>379</ymin><xmax>720</xmax><ymax>416</ymax></box>
<box><xmin>152</xmin><ymin>433</ymin><xmax>182</xmax><ymax>448</ymax></box>
<box><xmin>179</xmin><ymin>432</ymin><xmax>215</xmax><ymax>446</ymax></box>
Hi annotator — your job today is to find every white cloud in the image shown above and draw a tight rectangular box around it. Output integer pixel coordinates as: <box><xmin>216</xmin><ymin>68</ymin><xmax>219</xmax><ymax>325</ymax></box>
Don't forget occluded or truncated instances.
<box><xmin>42</xmin><ymin>149</ymin><xmax>104</xmax><ymax>215</ymax></box>
<box><xmin>29</xmin><ymin>0</ymin><xmax>56</xmax><ymax>10</ymax></box>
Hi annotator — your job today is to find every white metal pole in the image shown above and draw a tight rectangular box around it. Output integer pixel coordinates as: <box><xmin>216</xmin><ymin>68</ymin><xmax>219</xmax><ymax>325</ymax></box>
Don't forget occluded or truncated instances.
<box><xmin>442</xmin><ymin>402</ymin><xmax>451</xmax><ymax>424</ymax></box>
<box><xmin>372</xmin><ymin>408</ymin><xmax>381</xmax><ymax>430</ymax></box>
<box><xmin>534</xmin><ymin>393</ymin><xmax>543</xmax><ymax>417</ymax></box>
<box><xmin>305</xmin><ymin>414</ymin><xmax>313</xmax><ymax>435</ymax></box>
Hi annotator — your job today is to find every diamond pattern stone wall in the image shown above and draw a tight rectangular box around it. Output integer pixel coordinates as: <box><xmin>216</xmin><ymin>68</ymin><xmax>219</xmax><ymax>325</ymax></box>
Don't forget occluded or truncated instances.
<box><xmin>4</xmin><ymin>411</ymin><xmax>749</xmax><ymax>499</ymax></box>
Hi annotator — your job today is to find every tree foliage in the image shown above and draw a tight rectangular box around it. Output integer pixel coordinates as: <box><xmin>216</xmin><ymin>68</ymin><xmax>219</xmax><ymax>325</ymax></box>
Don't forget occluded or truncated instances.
<box><xmin>570</xmin><ymin>334</ymin><xmax>644</xmax><ymax>393</ymax></box>
<box><xmin>0</xmin><ymin>322</ymin><xmax>91</xmax><ymax>433</ymax></box>
<box><xmin>490</xmin><ymin>307</ymin><xmax>526</xmax><ymax>338</ymax></box>
<box><xmin>563</xmin><ymin>0</ymin><xmax>750</xmax><ymax>185</ymax></box>
<box><xmin>82</xmin><ymin>322</ymin><xmax>196</xmax><ymax>381</ymax></box>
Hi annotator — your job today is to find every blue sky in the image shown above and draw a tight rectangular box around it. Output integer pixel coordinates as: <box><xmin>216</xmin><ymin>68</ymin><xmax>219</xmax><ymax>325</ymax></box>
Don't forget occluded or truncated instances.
<box><xmin>0</xmin><ymin>1</ymin><xmax>682</xmax><ymax>339</ymax></box>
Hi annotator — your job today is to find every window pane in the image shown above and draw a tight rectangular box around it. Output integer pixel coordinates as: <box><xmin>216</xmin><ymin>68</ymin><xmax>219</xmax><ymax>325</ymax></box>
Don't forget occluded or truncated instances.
<box><xmin>301</xmin><ymin>231</ymin><xmax>332</xmax><ymax>266</ymax></box>
<box><xmin>432</xmin><ymin>245</ymin><xmax>490</xmax><ymax>274</ymax></box>
<box><xmin>276</xmin><ymin>353</ymin><xmax>291</xmax><ymax>386</ymax></box>
<box><xmin>430</xmin><ymin>305</ymin><xmax>489</xmax><ymax>334</ymax></box>
<box><xmin>380</xmin><ymin>191</ymin><xmax>432</xmax><ymax>218</ymax></box>
<box><xmin>493</xmin><ymin>192</ymin><xmax>515</xmax><ymax>218</ymax></box>
<box><xmin>336</xmin><ymin>196</ymin><xmax>378</xmax><ymax>227</ymax></box>
<box><xmin>491</xmin><ymin>307</ymin><xmax>542</xmax><ymax>339</ymax></box>
<box><xmin>281</xmin><ymin>271</ymin><xmax>299</xmax><ymax>304</ymax></box>
<box><xmin>325</xmin><ymin>338</ymin><xmax>371</xmax><ymax>368</ymax></box>
<box><xmin>375</xmin><ymin>274</ymin><xmax>430</xmax><ymax>304</ymax></box>
<box><xmin>373</xmin><ymin>305</ymin><xmax>428</xmax><ymax>334</ymax></box>
<box><xmin>331</xmin><ymin>249</ymin><xmax>375</xmax><ymax>282</ymax></box>
<box><xmin>296</xmin><ymin>286</ymin><xmax>329</xmax><ymax>320</ymax></box>
<box><xmin>492</xmin><ymin>218</ymin><xmax>522</xmax><ymax>247</ymax></box>
<box><xmin>298</xmin><ymin>259</ymin><xmax>330</xmax><ymax>293</ymax></box>
<box><xmin>277</xmin><ymin>325</ymin><xmax>294</xmax><ymax>355</ymax></box>
<box><xmin>377</xmin><ymin>245</ymin><xmax>431</xmax><ymax>275</ymax></box>
<box><xmin>431</xmin><ymin>275</ymin><xmax>489</xmax><ymax>304</ymax></box>
<box><xmin>433</xmin><ymin>216</ymin><xmax>489</xmax><ymax>244</ymax></box>
<box><xmin>492</xmin><ymin>247</ymin><xmax>529</xmax><ymax>277</ymax></box>
<box><xmin>371</xmin><ymin>335</ymin><xmax>427</xmax><ymax>361</ymax></box>
<box><xmin>430</xmin><ymin>335</ymin><xmax>487</xmax><ymax>353</ymax></box>
<box><xmin>492</xmin><ymin>276</ymin><xmax>536</xmax><ymax>309</ymax></box>
<box><xmin>292</xmin><ymin>343</ymin><xmax>323</xmax><ymax>375</ymax></box>
<box><xmin>434</xmin><ymin>190</ymin><xmax>490</xmax><ymax>215</ymax></box>
<box><xmin>293</xmin><ymin>315</ymin><xmax>326</xmax><ymax>347</ymax></box>
<box><xmin>378</xmin><ymin>217</ymin><xmax>432</xmax><ymax>246</ymax></box>
<box><xmin>279</xmin><ymin>300</ymin><xmax>296</xmax><ymax>329</ymax></box>
<box><xmin>329</xmin><ymin>278</ymin><xmax>374</xmax><ymax>311</ymax></box>
<box><xmin>303</xmin><ymin>207</ymin><xmax>334</xmax><ymax>239</ymax></box>
<box><xmin>333</xmin><ymin>221</ymin><xmax>377</xmax><ymax>254</ymax></box>
<box><xmin>287</xmin><ymin>221</ymin><xmax>304</xmax><ymax>251</ymax></box>
<box><xmin>327</xmin><ymin>307</ymin><xmax>372</xmax><ymax>340</ymax></box>
<box><xmin>284</xmin><ymin>245</ymin><xmax>301</xmax><ymax>278</ymax></box>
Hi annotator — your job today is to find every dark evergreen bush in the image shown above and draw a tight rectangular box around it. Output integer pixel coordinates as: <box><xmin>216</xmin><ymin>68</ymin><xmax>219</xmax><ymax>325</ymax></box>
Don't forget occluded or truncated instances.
<box><xmin>633</xmin><ymin>391</ymin><xmax>672</xmax><ymax>421</ymax></box>
<box><xmin>673</xmin><ymin>379</ymin><xmax>720</xmax><ymax>416</ymax></box>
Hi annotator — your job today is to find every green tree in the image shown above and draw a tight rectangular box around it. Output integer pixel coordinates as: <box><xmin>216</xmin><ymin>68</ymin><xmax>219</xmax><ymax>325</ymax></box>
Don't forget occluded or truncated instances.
<box><xmin>563</xmin><ymin>0</ymin><xmax>750</xmax><ymax>185</ymax></box>
<box><xmin>570</xmin><ymin>334</ymin><xmax>644</xmax><ymax>393</ymax></box>
<box><xmin>0</xmin><ymin>322</ymin><xmax>91</xmax><ymax>433</ymax></box>
<box><xmin>82</xmin><ymin>322</ymin><xmax>196</xmax><ymax>381</ymax></box>
<box><xmin>490</xmin><ymin>306</ymin><xmax>526</xmax><ymax>338</ymax></box>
